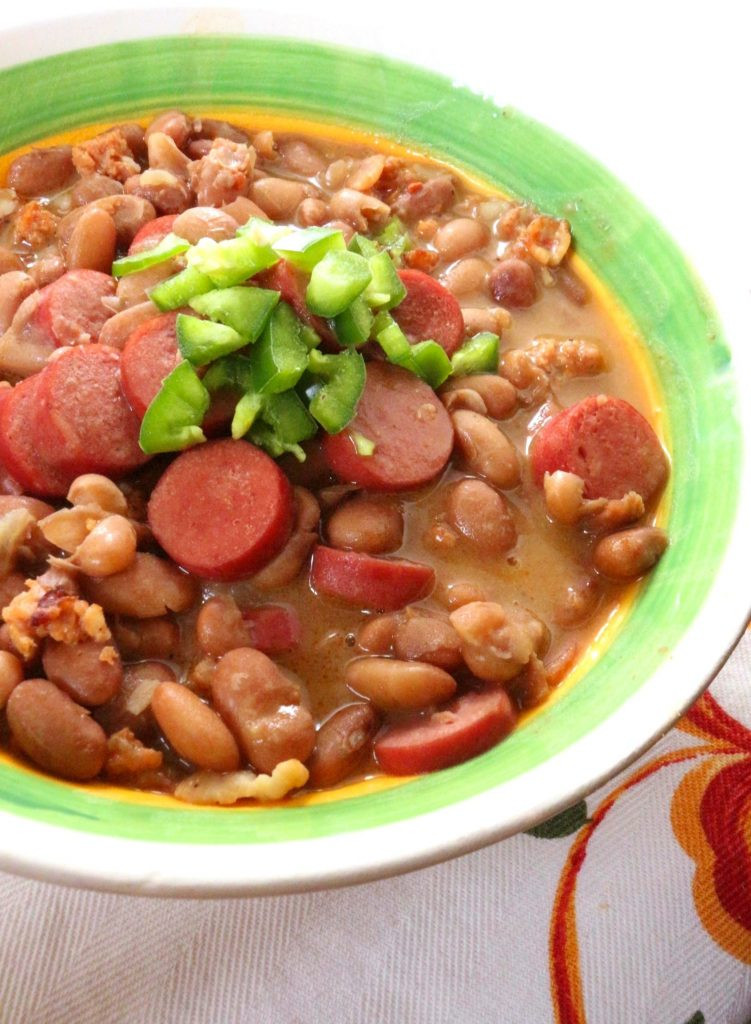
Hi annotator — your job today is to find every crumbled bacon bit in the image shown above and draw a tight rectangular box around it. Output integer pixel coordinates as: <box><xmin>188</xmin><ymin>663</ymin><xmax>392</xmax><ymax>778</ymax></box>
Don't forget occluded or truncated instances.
<box><xmin>72</xmin><ymin>129</ymin><xmax>140</xmax><ymax>183</ymax></box>
<box><xmin>13</xmin><ymin>201</ymin><xmax>59</xmax><ymax>247</ymax></box>
<box><xmin>3</xmin><ymin>578</ymin><xmax>110</xmax><ymax>659</ymax></box>
<box><xmin>404</xmin><ymin>248</ymin><xmax>439</xmax><ymax>272</ymax></box>
<box><xmin>105</xmin><ymin>728</ymin><xmax>163</xmax><ymax>779</ymax></box>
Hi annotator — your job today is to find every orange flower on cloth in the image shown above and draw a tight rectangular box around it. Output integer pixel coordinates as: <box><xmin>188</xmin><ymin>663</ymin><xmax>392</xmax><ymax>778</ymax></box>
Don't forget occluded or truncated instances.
<box><xmin>671</xmin><ymin>692</ymin><xmax>751</xmax><ymax>965</ymax></box>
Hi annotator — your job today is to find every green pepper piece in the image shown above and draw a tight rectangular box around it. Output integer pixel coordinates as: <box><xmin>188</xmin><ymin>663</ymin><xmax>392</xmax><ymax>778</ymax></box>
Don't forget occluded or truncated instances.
<box><xmin>189</xmin><ymin>286</ymin><xmax>279</xmax><ymax>341</ymax></box>
<box><xmin>231</xmin><ymin>389</ymin><xmax>264</xmax><ymax>440</ymax></box>
<box><xmin>450</xmin><ymin>331</ymin><xmax>500</xmax><ymax>376</ymax></box>
<box><xmin>364</xmin><ymin>250</ymin><xmax>407</xmax><ymax>309</ymax></box>
<box><xmin>112</xmin><ymin>232</ymin><xmax>190</xmax><ymax>278</ymax></box>
<box><xmin>299</xmin><ymin>323</ymin><xmax>322</xmax><ymax>351</ymax></box>
<box><xmin>176</xmin><ymin>314</ymin><xmax>247</xmax><ymax>367</ymax></box>
<box><xmin>377</xmin><ymin>217</ymin><xmax>412</xmax><ymax>264</ymax></box>
<box><xmin>274</xmin><ymin>226</ymin><xmax>346</xmax><ymax>272</ymax></box>
<box><xmin>411</xmin><ymin>340</ymin><xmax>452</xmax><ymax>389</ymax></box>
<box><xmin>186</xmin><ymin>235</ymin><xmax>279</xmax><ymax>288</ymax></box>
<box><xmin>149</xmin><ymin>266</ymin><xmax>215</xmax><ymax>311</ymax></box>
<box><xmin>306</xmin><ymin>251</ymin><xmax>372</xmax><ymax>318</ymax></box>
<box><xmin>251</xmin><ymin>301</ymin><xmax>309</xmax><ymax>394</ymax></box>
<box><xmin>352</xmin><ymin>432</ymin><xmax>375</xmax><ymax>456</ymax></box>
<box><xmin>139</xmin><ymin>361</ymin><xmax>209</xmax><ymax>454</ymax></box>
<box><xmin>248</xmin><ymin>392</ymin><xmax>318</xmax><ymax>461</ymax></box>
<box><xmin>306</xmin><ymin>348</ymin><xmax>366</xmax><ymax>434</ymax></box>
<box><xmin>202</xmin><ymin>354</ymin><xmax>254</xmax><ymax>394</ymax></box>
<box><xmin>333</xmin><ymin>294</ymin><xmax>374</xmax><ymax>347</ymax></box>
<box><xmin>373</xmin><ymin>312</ymin><xmax>418</xmax><ymax>372</ymax></box>
<box><xmin>348</xmin><ymin>233</ymin><xmax>379</xmax><ymax>259</ymax></box>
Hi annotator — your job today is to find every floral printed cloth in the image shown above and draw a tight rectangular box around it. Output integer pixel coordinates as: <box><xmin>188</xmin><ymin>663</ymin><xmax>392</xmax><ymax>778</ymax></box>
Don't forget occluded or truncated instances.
<box><xmin>0</xmin><ymin>632</ymin><xmax>749</xmax><ymax>1024</ymax></box>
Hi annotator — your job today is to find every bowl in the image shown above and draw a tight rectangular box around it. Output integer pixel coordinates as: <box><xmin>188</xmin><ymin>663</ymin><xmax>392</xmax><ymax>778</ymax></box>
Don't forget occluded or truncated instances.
<box><xmin>0</xmin><ymin>11</ymin><xmax>749</xmax><ymax>896</ymax></box>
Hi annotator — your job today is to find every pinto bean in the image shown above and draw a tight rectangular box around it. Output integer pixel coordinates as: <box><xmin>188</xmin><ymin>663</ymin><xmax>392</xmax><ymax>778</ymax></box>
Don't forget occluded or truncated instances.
<box><xmin>434</xmin><ymin>218</ymin><xmax>489</xmax><ymax>262</ymax></box>
<box><xmin>328</xmin><ymin>189</ymin><xmax>390</xmax><ymax>233</ymax></box>
<box><xmin>326</xmin><ymin>496</ymin><xmax>403</xmax><ymax>554</ymax></box>
<box><xmin>70</xmin><ymin>515</ymin><xmax>137</xmax><ymax>577</ymax></box>
<box><xmin>345</xmin><ymin>657</ymin><xmax>456</xmax><ymax>711</ymax></box>
<box><xmin>393</xmin><ymin>614</ymin><xmax>463</xmax><ymax>670</ymax></box>
<box><xmin>151</xmin><ymin>681</ymin><xmax>240</xmax><ymax>772</ymax></box>
<box><xmin>0</xmin><ymin>272</ymin><xmax>36</xmax><ymax>333</ymax></box>
<box><xmin>441</xmin><ymin>257</ymin><xmax>490</xmax><ymax>297</ymax></box>
<box><xmin>212</xmin><ymin>647</ymin><xmax>316</xmax><ymax>773</ymax></box>
<box><xmin>442</xmin><ymin>375</ymin><xmax>516</xmax><ymax>419</ymax></box>
<box><xmin>276</xmin><ymin>137</ymin><xmax>326</xmax><ymax>176</ymax></box>
<box><xmin>28</xmin><ymin>254</ymin><xmax>65</xmax><ymax>288</ymax></box>
<box><xmin>461</xmin><ymin>306</ymin><xmax>511</xmax><ymax>336</ymax></box>
<box><xmin>65</xmin><ymin>206</ymin><xmax>117</xmax><ymax>273</ymax></box>
<box><xmin>440</xmin><ymin>388</ymin><xmax>487</xmax><ymax>415</ymax></box>
<box><xmin>94</xmin><ymin>659</ymin><xmax>175</xmax><ymax>738</ymax></box>
<box><xmin>192</xmin><ymin>117</ymin><xmax>249</xmax><ymax>145</ymax></box>
<box><xmin>346</xmin><ymin>155</ymin><xmax>386</xmax><ymax>192</ymax></box>
<box><xmin>0</xmin><ymin>650</ymin><xmax>23</xmax><ymax>709</ymax></box>
<box><xmin>196</xmin><ymin>594</ymin><xmax>253</xmax><ymax>658</ymax></box>
<box><xmin>553</xmin><ymin>575</ymin><xmax>603</xmax><ymax>627</ymax></box>
<box><xmin>124</xmin><ymin>169</ymin><xmax>192</xmax><ymax>215</ymax></box>
<box><xmin>451</xmin><ymin>410</ymin><xmax>521</xmax><ymax>490</ymax></box>
<box><xmin>435</xmin><ymin>581</ymin><xmax>487</xmax><ymax>610</ymax></box>
<box><xmin>0</xmin><ymin>248</ymin><xmax>23</xmax><ymax>275</ymax></box>
<box><xmin>489</xmin><ymin>258</ymin><xmax>537</xmax><ymax>307</ymax></box>
<box><xmin>307</xmin><ymin>703</ymin><xmax>381</xmax><ymax>788</ymax></box>
<box><xmin>116</xmin><ymin>260</ymin><xmax>176</xmax><ymax>307</ymax></box>
<box><xmin>446</xmin><ymin>479</ymin><xmax>517</xmax><ymax>554</ymax></box>
<box><xmin>357</xmin><ymin>614</ymin><xmax>397</xmax><ymax>654</ymax></box>
<box><xmin>145</xmin><ymin>109</ymin><xmax>191</xmax><ymax>149</ymax></box>
<box><xmin>252</xmin><ymin>178</ymin><xmax>309</xmax><ymax>221</ymax></box>
<box><xmin>7</xmin><ymin>679</ymin><xmax>107</xmax><ymax>780</ymax></box>
<box><xmin>593</xmin><ymin>527</ymin><xmax>668</xmax><ymax>581</ymax></box>
<box><xmin>83</xmin><ymin>553</ymin><xmax>199</xmax><ymax>618</ymax></box>
<box><xmin>71</xmin><ymin>174</ymin><xmax>124</xmax><ymax>206</ymax></box>
<box><xmin>146</xmin><ymin>132</ymin><xmax>192</xmax><ymax>178</ymax></box>
<box><xmin>42</xmin><ymin>638</ymin><xmax>122</xmax><ymax>706</ymax></box>
<box><xmin>59</xmin><ymin>194</ymin><xmax>156</xmax><ymax>250</ymax></box>
<box><xmin>221</xmin><ymin>195</ymin><xmax>269</xmax><ymax>225</ymax></box>
<box><xmin>296</xmin><ymin>197</ymin><xmax>328</xmax><ymax>227</ymax></box>
<box><xmin>8</xmin><ymin>146</ymin><xmax>75</xmax><ymax>195</ymax></box>
<box><xmin>172</xmin><ymin>206</ymin><xmax>237</xmax><ymax>244</ymax></box>
<box><xmin>111</xmin><ymin>616</ymin><xmax>180</xmax><ymax>662</ymax></box>
<box><xmin>393</xmin><ymin>175</ymin><xmax>455</xmax><ymax>221</ymax></box>
<box><xmin>251</xmin><ymin>487</ymin><xmax>320</xmax><ymax>591</ymax></box>
<box><xmin>449</xmin><ymin>601</ymin><xmax>549</xmax><ymax>683</ymax></box>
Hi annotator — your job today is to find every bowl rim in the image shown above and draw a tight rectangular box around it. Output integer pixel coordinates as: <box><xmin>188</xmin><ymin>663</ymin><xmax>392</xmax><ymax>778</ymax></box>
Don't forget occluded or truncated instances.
<box><xmin>0</xmin><ymin>12</ymin><xmax>749</xmax><ymax>897</ymax></box>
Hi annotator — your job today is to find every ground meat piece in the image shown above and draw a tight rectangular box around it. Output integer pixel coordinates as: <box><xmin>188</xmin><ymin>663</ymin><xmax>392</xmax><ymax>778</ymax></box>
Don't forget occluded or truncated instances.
<box><xmin>2</xmin><ymin>578</ymin><xmax>110</xmax><ymax>660</ymax></box>
<box><xmin>72</xmin><ymin>129</ymin><xmax>140</xmax><ymax>183</ymax></box>
<box><xmin>13</xmin><ymin>202</ymin><xmax>60</xmax><ymax>248</ymax></box>
<box><xmin>519</xmin><ymin>215</ymin><xmax>571</xmax><ymax>266</ymax></box>
<box><xmin>525</xmin><ymin>336</ymin><xmax>605</xmax><ymax>377</ymax></box>
<box><xmin>189</xmin><ymin>139</ymin><xmax>255</xmax><ymax>207</ymax></box>
<box><xmin>105</xmin><ymin>727</ymin><xmax>163</xmax><ymax>778</ymax></box>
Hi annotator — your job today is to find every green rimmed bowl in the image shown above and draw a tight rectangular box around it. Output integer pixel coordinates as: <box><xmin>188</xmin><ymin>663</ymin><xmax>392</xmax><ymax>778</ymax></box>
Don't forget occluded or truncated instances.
<box><xmin>0</xmin><ymin>16</ymin><xmax>749</xmax><ymax>896</ymax></box>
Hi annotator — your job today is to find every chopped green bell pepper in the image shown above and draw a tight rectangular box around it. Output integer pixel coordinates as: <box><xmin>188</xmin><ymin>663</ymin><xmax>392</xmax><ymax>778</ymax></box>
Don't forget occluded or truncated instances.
<box><xmin>364</xmin><ymin>250</ymin><xmax>407</xmax><ymax>309</ymax></box>
<box><xmin>112</xmin><ymin>232</ymin><xmax>190</xmax><ymax>278</ymax></box>
<box><xmin>274</xmin><ymin>226</ymin><xmax>346</xmax><ymax>272</ymax></box>
<box><xmin>306</xmin><ymin>251</ymin><xmax>372</xmax><ymax>318</ymax></box>
<box><xmin>333</xmin><ymin>294</ymin><xmax>374</xmax><ymax>347</ymax></box>
<box><xmin>251</xmin><ymin>301</ymin><xmax>309</xmax><ymax>394</ymax></box>
<box><xmin>450</xmin><ymin>331</ymin><xmax>500</xmax><ymax>376</ymax></box>
<box><xmin>188</xmin><ymin>286</ymin><xmax>279</xmax><ymax>341</ymax></box>
<box><xmin>186</xmin><ymin>235</ymin><xmax>278</xmax><ymax>288</ymax></box>
<box><xmin>139</xmin><ymin>361</ymin><xmax>209</xmax><ymax>454</ymax></box>
<box><xmin>176</xmin><ymin>314</ymin><xmax>247</xmax><ymax>367</ymax></box>
<box><xmin>411</xmin><ymin>340</ymin><xmax>452</xmax><ymax>389</ymax></box>
<box><xmin>149</xmin><ymin>266</ymin><xmax>215</xmax><ymax>311</ymax></box>
<box><xmin>306</xmin><ymin>348</ymin><xmax>366</xmax><ymax>434</ymax></box>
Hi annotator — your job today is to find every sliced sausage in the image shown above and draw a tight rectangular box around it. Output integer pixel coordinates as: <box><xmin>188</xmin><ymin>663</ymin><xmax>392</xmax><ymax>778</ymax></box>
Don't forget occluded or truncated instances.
<box><xmin>211</xmin><ymin>647</ymin><xmax>316</xmax><ymax>773</ymax></box>
<box><xmin>530</xmin><ymin>394</ymin><xmax>669</xmax><ymax>501</ymax></box>
<box><xmin>7</xmin><ymin>679</ymin><xmax>107</xmax><ymax>781</ymax></box>
<box><xmin>311</xmin><ymin>546</ymin><xmax>434</xmax><ymax>611</ymax></box>
<box><xmin>242</xmin><ymin>605</ymin><xmax>302</xmax><ymax>654</ymax></box>
<box><xmin>148</xmin><ymin>439</ymin><xmax>294</xmax><ymax>581</ymax></box>
<box><xmin>42</xmin><ymin>638</ymin><xmax>122</xmax><ymax>707</ymax></box>
<box><xmin>120</xmin><ymin>311</ymin><xmax>181</xmax><ymax>417</ymax></box>
<box><xmin>374</xmin><ymin>688</ymin><xmax>516</xmax><ymax>775</ymax></box>
<box><xmin>0</xmin><ymin>377</ymin><xmax>71</xmax><ymax>496</ymax></box>
<box><xmin>128</xmin><ymin>214</ymin><xmax>178</xmax><ymax>254</ymax></box>
<box><xmin>30</xmin><ymin>269</ymin><xmax>116</xmax><ymax>348</ymax></box>
<box><xmin>36</xmin><ymin>345</ymin><xmax>149</xmax><ymax>479</ymax></box>
<box><xmin>322</xmin><ymin>361</ymin><xmax>454</xmax><ymax>491</ymax></box>
<box><xmin>391</xmin><ymin>269</ymin><xmax>464</xmax><ymax>355</ymax></box>
<box><xmin>255</xmin><ymin>260</ymin><xmax>335</xmax><ymax>344</ymax></box>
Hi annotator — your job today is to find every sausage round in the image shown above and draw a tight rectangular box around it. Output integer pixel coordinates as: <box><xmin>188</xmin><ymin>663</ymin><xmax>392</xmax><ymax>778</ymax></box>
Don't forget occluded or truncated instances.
<box><xmin>36</xmin><ymin>345</ymin><xmax>149</xmax><ymax>479</ymax></box>
<box><xmin>311</xmin><ymin>545</ymin><xmax>434</xmax><ymax>611</ymax></box>
<box><xmin>530</xmin><ymin>394</ymin><xmax>668</xmax><ymax>501</ymax></box>
<box><xmin>31</xmin><ymin>269</ymin><xmax>116</xmax><ymax>348</ymax></box>
<box><xmin>0</xmin><ymin>377</ymin><xmax>71</xmax><ymax>496</ymax></box>
<box><xmin>322</xmin><ymin>362</ymin><xmax>454</xmax><ymax>491</ymax></box>
<box><xmin>120</xmin><ymin>312</ymin><xmax>181</xmax><ymax>417</ymax></box>
<box><xmin>148</xmin><ymin>439</ymin><xmax>294</xmax><ymax>581</ymax></box>
<box><xmin>374</xmin><ymin>688</ymin><xmax>517</xmax><ymax>775</ymax></box>
<box><xmin>391</xmin><ymin>269</ymin><xmax>464</xmax><ymax>355</ymax></box>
